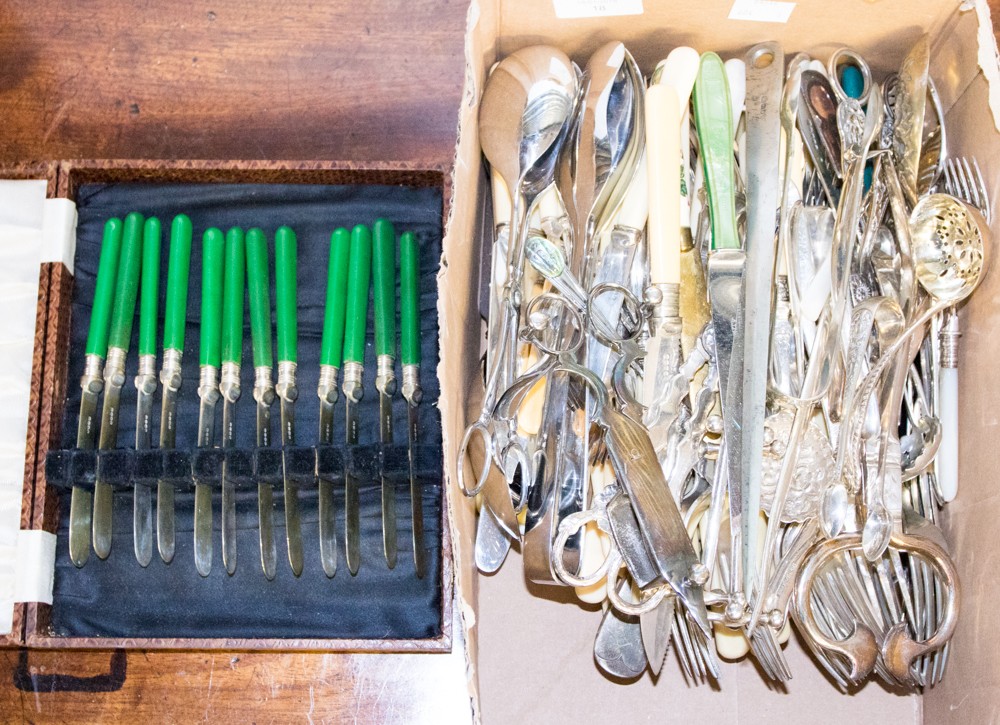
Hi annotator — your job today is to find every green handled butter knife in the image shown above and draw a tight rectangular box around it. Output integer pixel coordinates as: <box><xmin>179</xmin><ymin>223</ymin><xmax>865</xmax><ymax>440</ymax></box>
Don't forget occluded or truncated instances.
<box><xmin>343</xmin><ymin>224</ymin><xmax>373</xmax><ymax>576</ymax></box>
<box><xmin>373</xmin><ymin>218</ymin><xmax>398</xmax><ymax>569</ymax></box>
<box><xmin>93</xmin><ymin>211</ymin><xmax>144</xmax><ymax>560</ymax></box>
<box><xmin>69</xmin><ymin>217</ymin><xmax>123</xmax><ymax>567</ymax></box>
<box><xmin>195</xmin><ymin>227</ymin><xmax>225</xmax><ymax>577</ymax></box>
<box><xmin>275</xmin><ymin>225</ymin><xmax>303</xmax><ymax>576</ymax></box>
<box><xmin>157</xmin><ymin>214</ymin><xmax>193</xmax><ymax>564</ymax></box>
<box><xmin>246</xmin><ymin>227</ymin><xmax>277</xmax><ymax>579</ymax></box>
<box><xmin>400</xmin><ymin>231</ymin><xmax>426</xmax><ymax>578</ymax></box>
<box><xmin>133</xmin><ymin>216</ymin><xmax>161</xmax><ymax>567</ymax></box>
<box><xmin>221</xmin><ymin>227</ymin><xmax>245</xmax><ymax>576</ymax></box>
<box><xmin>317</xmin><ymin>227</ymin><xmax>352</xmax><ymax>578</ymax></box>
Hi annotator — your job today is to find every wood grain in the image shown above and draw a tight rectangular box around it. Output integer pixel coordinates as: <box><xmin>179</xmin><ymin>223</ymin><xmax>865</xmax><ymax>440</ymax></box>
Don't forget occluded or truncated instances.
<box><xmin>0</xmin><ymin>0</ymin><xmax>466</xmax><ymax>166</ymax></box>
<box><xmin>0</xmin><ymin>633</ymin><xmax>473</xmax><ymax>724</ymax></box>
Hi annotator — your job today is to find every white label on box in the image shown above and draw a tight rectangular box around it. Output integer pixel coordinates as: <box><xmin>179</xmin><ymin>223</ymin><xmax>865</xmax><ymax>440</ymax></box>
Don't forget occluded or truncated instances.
<box><xmin>552</xmin><ymin>0</ymin><xmax>643</xmax><ymax>19</ymax></box>
<box><xmin>728</xmin><ymin>0</ymin><xmax>795</xmax><ymax>23</ymax></box>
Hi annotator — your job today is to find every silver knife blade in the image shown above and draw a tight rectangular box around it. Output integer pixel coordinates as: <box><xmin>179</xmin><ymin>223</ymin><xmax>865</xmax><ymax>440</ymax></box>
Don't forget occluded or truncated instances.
<box><xmin>407</xmin><ymin>401</ymin><xmax>427</xmax><ymax>579</ymax></box>
<box><xmin>92</xmin><ymin>378</ymin><xmax>123</xmax><ymax>560</ymax></box>
<box><xmin>741</xmin><ymin>42</ymin><xmax>783</xmax><ymax>600</ymax></box>
<box><xmin>345</xmin><ymin>396</ymin><xmax>361</xmax><ymax>576</ymax></box>
<box><xmin>707</xmin><ymin>248</ymin><xmax>746</xmax><ymax>597</ymax></box>
<box><xmin>133</xmin><ymin>385</ymin><xmax>154</xmax><ymax>567</ymax></box>
<box><xmin>280</xmin><ymin>396</ymin><xmax>303</xmax><ymax>577</ymax></box>
<box><xmin>221</xmin><ymin>396</ymin><xmax>237</xmax><ymax>576</ymax></box>
<box><xmin>70</xmin><ymin>386</ymin><xmax>101</xmax><ymax>568</ymax></box>
<box><xmin>318</xmin><ymin>396</ymin><xmax>337</xmax><ymax>578</ymax></box>
<box><xmin>256</xmin><ymin>395</ymin><xmax>276</xmax><ymax>580</ymax></box>
<box><xmin>194</xmin><ymin>391</ymin><xmax>217</xmax><ymax>577</ymax></box>
<box><xmin>157</xmin><ymin>380</ymin><xmax>179</xmax><ymax>564</ymax></box>
<box><xmin>379</xmin><ymin>390</ymin><xmax>397</xmax><ymax>570</ymax></box>
<box><xmin>602</xmin><ymin>405</ymin><xmax>710</xmax><ymax>637</ymax></box>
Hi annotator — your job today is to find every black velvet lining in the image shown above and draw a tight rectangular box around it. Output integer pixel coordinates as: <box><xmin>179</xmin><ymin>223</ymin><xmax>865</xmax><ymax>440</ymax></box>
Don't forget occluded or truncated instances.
<box><xmin>50</xmin><ymin>182</ymin><xmax>443</xmax><ymax>640</ymax></box>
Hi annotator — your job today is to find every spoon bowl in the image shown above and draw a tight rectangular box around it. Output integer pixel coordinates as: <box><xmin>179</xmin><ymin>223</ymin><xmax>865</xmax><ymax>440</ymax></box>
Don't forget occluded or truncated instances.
<box><xmin>910</xmin><ymin>193</ymin><xmax>988</xmax><ymax>304</ymax></box>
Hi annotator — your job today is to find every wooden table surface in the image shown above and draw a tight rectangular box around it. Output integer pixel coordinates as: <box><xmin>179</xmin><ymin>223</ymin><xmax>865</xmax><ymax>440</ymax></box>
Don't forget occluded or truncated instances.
<box><xmin>2</xmin><ymin>1</ymin><xmax>999</xmax><ymax>722</ymax></box>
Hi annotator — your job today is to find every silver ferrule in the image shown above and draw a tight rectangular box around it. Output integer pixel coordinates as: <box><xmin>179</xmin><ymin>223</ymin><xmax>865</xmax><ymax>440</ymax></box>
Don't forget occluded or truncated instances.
<box><xmin>775</xmin><ymin>274</ymin><xmax>790</xmax><ymax>304</ymax></box>
<box><xmin>253</xmin><ymin>365</ymin><xmax>275</xmax><ymax>406</ymax></box>
<box><xmin>276</xmin><ymin>360</ymin><xmax>298</xmax><ymax>403</ymax></box>
<box><xmin>644</xmin><ymin>282</ymin><xmax>681</xmax><ymax>332</ymax></box>
<box><xmin>159</xmin><ymin>348</ymin><xmax>183</xmax><ymax>392</ymax></box>
<box><xmin>198</xmin><ymin>364</ymin><xmax>220</xmax><ymax>405</ymax></box>
<box><xmin>81</xmin><ymin>353</ymin><xmax>105</xmax><ymax>395</ymax></box>
<box><xmin>134</xmin><ymin>353</ymin><xmax>158</xmax><ymax>395</ymax></box>
<box><xmin>104</xmin><ymin>346</ymin><xmax>128</xmax><ymax>388</ymax></box>
<box><xmin>940</xmin><ymin>308</ymin><xmax>960</xmax><ymax>368</ymax></box>
<box><xmin>402</xmin><ymin>364</ymin><xmax>423</xmax><ymax>406</ymax></box>
<box><xmin>317</xmin><ymin>364</ymin><xmax>340</xmax><ymax>405</ymax></box>
<box><xmin>610</xmin><ymin>224</ymin><xmax>642</xmax><ymax>248</ymax></box>
<box><xmin>342</xmin><ymin>360</ymin><xmax>364</xmax><ymax>404</ymax></box>
<box><xmin>494</xmin><ymin>221</ymin><xmax>509</xmax><ymax>241</ymax></box>
<box><xmin>375</xmin><ymin>354</ymin><xmax>397</xmax><ymax>396</ymax></box>
<box><xmin>220</xmin><ymin>361</ymin><xmax>241</xmax><ymax>403</ymax></box>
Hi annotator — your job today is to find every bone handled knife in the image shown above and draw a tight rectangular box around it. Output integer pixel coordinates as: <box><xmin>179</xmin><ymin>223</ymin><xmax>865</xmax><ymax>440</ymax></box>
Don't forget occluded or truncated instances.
<box><xmin>194</xmin><ymin>227</ymin><xmax>225</xmax><ymax>577</ymax></box>
<box><xmin>399</xmin><ymin>231</ymin><xmax>426</xmax><ymax>578</ymax></box>
<box><xmin>133</xmin><ymin>216</ymin><xmax>161</xmax><ymax>567</ymax></box>
<box><xmin>69</xmin><ymin>217</ymin><xmax>123</xmax><ymax>567</ymax></box>
<box><xmin>373</xmin><ymin>218</ymin><xmax>398</xmax><ymax>569</ymax></box>
<box><xmin>157</xmin><ymin>214</ymin><xmax>193</xmax><ymax>564</ymax></box>
<box><xmin>693</xmin><ymin>52</ymin><xmax>745</xmax><ymax>599</ymax></box>
<box><xmin>343</xmin><ymin>224</ymin><xmax>373</xmax><ymax>576</ymax></box>
<box><xmin>317</xmin><ymin>227</ymin><xmax>352</xmax><ymax>578</ymax></box>
<box><xmin>275</xmin><ymin>225</ymin><xmax>303</xmax><ymax>576</ymax></box>
<box><xmin>246</xmin><ymin>227</ymin><xmax>277</xmax><ymax>580</ymax></box>
<box><xmin>220</xmin><ymin>227</ymin><xmax>245</xmax><ymax>576</ymax></box>
<box><xmin>93</xmin><ymin>211</ymin><xmax>144</xmax><ymax>560</ymax></box>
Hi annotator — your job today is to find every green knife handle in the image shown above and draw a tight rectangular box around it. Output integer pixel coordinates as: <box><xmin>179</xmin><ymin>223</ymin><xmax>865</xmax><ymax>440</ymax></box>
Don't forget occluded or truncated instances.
<box><xmin>343</xmin><ymin>224</ymin><xmax>373</xmax><ymax>366</ymax></box>
<box><xmin>222</xmin><ymin>228</ymin><xmax>246</xmax><ymax>365</ymax></box>
<box><xmin>399</xmin><ymin>231</ymin><xmax>421</xmax><ymax>367</ymax></box>
<box><xmin>274</xmin><ymin>226</ymin><xmax>297</xmax><ymax>364</ymax></box>
<box><xmin>693</xmin><ymin>52</ymin><xmax>740</xmax><ymax>251</ymax></box>
<box><xmin>372</xmin><ymin>218</ymin><xmax>396</xmax><ymax>359</ymax></box>
<box><xmin>138</xmin><ymin>217</ymin><xmax>161</xmax><ymax>357</ymax></box>
<box><xmin>320</xmin><ymin>228</ymin><xmax>352</xmax><ymax>368</ymax></box>
<box><xmin>200</xmin><ymin>227</ymin><xmax>225</xmax><ymax>368</ymax></box>
<box><xmin>245</xmin><ymin>227</ymin><xmax>273</xmax><ymax>369</ymax></box>
<box><xmin>85</xmin><ymin>218</ymin><xmax>124</xmax><ymax>358</ymax></box>
<box><xmin>163</xmin><ymin>214</ymin><xmax>193</xmax><ymax>353</ymax></box>
<box><xmin>108</xmin><ymin>212</ymin><xmax>145</xmax><ymax>351</ymax></box>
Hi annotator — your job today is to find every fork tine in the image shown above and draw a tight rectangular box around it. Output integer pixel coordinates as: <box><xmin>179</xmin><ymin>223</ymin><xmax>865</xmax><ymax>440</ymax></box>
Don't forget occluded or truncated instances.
<box><xmin>972</xmin><ymin>158</ymin><xmax>991</xmax><ymax>222</ymax></box>
<box><xmin>960</xmin><ymin>157</ymin><xmax>978</xmax><ymax>210</ymax></box>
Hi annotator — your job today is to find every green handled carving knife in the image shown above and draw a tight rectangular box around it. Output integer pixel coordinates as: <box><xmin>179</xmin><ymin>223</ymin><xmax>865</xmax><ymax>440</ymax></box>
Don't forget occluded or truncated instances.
<box><xmin>343</xmin><ymin>224</ymin><xmax>372</xmax><ymax>576</ymax></box>
<box><xmin>70</xmin><ymin>217</ymin><xmax>123</xmax><ymax>567</ymax></box>
<box><xmin>133</xmin><ymin>216</ymin><xmax>161</xmax><ymax>567</ymax></box>
<box><xmin>373</xmin><ymin>219</ymin><xmax>398</xmax><ymax>569</ymax></box>
<box><xmin>93</xmin><ymin>211</ymin><xmax>144</xmax><ymax>560</ymax></box>
<box><xmin>221</xmin><ymin>227</ymin><xmax>245</xmax><ymax>576</ymax></box>
<box><xmin>246</xmin><ymin>227</ymin><xmax>277</xmax><ymax>579</ymax></box>
<box><xmin>399</xmin><ymin>231</ymin><xmax>426</xmax><ymax>578</ymax></box>
<box><xmin>317</xmin><ymin>227</ymin><xmax>351</xmax><ymax>578</ymax></box>
<box><xmin>694</xmin><ymin>53</ymin><xmax>746</xmax><ymax>597</ymax></box>
<box><xmin>195</xmin><ymin>227</ymin><xmax>225</xmax><ymax>577</ymax></box>
<box><xmin>157</xmin><ymin>214</ymin><xmax>193</xmax><ymax>564</ymax></box>
<box><xmin>275</xmin><ymin>225</ymin><xmax>303</xmax><ymax>576</ymax></box>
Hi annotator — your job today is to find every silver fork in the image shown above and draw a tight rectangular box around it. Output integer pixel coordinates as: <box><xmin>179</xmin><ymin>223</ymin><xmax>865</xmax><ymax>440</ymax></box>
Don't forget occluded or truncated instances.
<box><xmin>942</xmin><ymin>156</ymin><xmax>991</xmax><ymax>222</ymax></box>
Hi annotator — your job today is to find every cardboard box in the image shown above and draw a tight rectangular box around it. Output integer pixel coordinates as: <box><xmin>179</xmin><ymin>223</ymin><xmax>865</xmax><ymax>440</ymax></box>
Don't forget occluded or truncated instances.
<box><xmin>11</xmin><ymin>159</ymin><xmax>454</xmax><ymax>652</ymax></box>
<box><xmin>441</xmin><ymin>1</ymin><xmax>1000</xmax><ymax>722</ymax></box>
